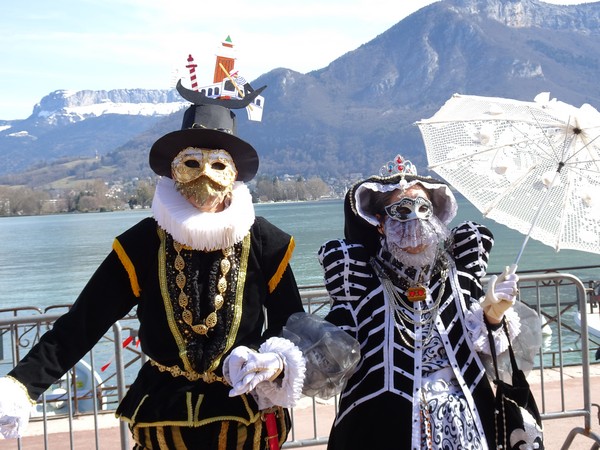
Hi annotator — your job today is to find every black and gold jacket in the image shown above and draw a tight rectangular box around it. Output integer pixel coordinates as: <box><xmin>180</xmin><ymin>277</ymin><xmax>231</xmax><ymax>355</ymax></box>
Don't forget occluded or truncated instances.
<box><xmin>9</xmin><ymin>215</ymin><xmax>304</xmax><ymax>428</ymax></box>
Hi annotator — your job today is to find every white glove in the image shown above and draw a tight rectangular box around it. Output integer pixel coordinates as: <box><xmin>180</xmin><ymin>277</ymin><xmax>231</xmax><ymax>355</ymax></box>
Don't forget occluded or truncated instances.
<box><xmin>481</xmin><ymin>264</ymin><xmax>519</xmax><ymax>323</ymax></box>
<box><xmin>224</xmin><ymin>346</ymin><xmax>254</xmax><ymax>389</ymax></box>
<box><xmin>224</xmin><ymin>346</ymin><xmax>284</xmax><ymax>397</ymax></box>
<box><xmin>0</xmin><ymin>377</ymin><xmax>33</xmax><ymax>439</ymax></box>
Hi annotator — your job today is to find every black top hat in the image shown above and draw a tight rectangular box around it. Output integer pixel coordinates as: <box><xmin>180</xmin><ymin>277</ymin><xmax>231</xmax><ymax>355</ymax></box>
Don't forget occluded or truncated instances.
<box><xmin>149</xmin><ymin>89</ymin><xmax>260</xmax><ymax>182</ymax></box>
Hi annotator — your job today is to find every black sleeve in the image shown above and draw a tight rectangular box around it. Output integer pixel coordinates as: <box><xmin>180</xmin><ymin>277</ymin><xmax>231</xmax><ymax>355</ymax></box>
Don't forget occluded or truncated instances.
<box><xmin>254</xmin><ymin>217</ymin><xmax>305</xmax><ymax>339</ymax></box>
<box><xmin>451</xmin><ymin>221</ymin><xmax>494</xmax><ymax>279</ymax></box>
<box><xmin>8</xmin><ymin>238</ymin><xmax>139</xmax><ymax>400</ymax></box>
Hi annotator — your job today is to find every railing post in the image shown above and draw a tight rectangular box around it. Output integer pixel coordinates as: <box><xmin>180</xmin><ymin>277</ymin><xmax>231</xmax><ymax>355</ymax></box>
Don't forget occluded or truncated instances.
<box><xmin>112</xmin><ymin>321</ymin><xmax>130</xmax><ymax>450</ymax></box>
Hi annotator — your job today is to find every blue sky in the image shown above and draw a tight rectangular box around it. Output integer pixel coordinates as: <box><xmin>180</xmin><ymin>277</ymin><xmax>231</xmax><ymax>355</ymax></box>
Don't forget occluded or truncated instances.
<box><xmin>0</xmin><ymin>0</ymin><xmax>594</xmax><ymax>120</ymax></box>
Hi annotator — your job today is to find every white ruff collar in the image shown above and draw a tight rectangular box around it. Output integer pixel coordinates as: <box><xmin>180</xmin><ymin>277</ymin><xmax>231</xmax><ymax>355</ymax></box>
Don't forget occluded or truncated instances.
<box><xmin>151</xmin><ymin>178</ymin><xmax>255</xmax><ymax>251</ymax></box>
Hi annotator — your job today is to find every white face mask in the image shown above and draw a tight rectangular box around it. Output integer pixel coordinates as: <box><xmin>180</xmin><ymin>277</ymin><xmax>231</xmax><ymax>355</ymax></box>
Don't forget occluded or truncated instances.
<box><xmin>383</xmin><ymin>215</ymin><xmax>450</xmax><ymax>268</ymax></box>
<box><xmin>384</xmin><ymin>196</ymin><xmax>433</xmax><ymax>222</ymax></box>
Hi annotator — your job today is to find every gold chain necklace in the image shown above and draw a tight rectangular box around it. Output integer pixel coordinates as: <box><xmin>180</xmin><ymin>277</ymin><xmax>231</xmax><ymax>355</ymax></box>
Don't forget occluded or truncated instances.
<box><xmin>173</xmin><ymin>241</ymin><xmax>232</xmax><ymax>335</ymax></box>
<box><xmin>371</xmin><ymin>255</ymin><xmax>449</xmax><ymax>348</ymax></box>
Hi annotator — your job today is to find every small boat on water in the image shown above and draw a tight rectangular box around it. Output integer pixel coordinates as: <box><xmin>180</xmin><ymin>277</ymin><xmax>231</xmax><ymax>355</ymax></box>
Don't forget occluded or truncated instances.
<box><xmin>541</xmin><ymin>314</ymin><xmax>552</xmax><ymax>336</ymax></box>
<box><xmin>574</xmin><ymin>310</ymin><xmax>600</xmax><ymax>339</ymax></box>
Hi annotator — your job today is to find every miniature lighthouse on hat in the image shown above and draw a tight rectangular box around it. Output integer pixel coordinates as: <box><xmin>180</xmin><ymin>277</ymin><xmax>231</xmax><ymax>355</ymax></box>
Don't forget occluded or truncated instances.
<box><xmin>186</xmin><ymin>55</ymin><xmax>199</xmax><ymax>91</ymax></box>
<box><xmin>178</xmin><ymin>36</ymin><xmax>265</xmax><ymax>122</ymax></box>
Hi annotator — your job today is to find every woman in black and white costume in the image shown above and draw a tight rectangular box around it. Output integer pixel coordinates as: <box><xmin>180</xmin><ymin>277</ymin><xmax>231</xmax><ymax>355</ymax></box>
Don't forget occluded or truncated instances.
<box><xmin>318</xmin><ymin>158</ymin><xmax>542</xmax><ymax>449</ymax></box>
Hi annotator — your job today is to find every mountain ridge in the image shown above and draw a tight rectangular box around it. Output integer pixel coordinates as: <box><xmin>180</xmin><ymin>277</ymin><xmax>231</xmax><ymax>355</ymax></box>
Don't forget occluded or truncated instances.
<box><xmin>1</xmin><ymin>0</ymin><xmax>599</xmax><ymax>184</ymax></box>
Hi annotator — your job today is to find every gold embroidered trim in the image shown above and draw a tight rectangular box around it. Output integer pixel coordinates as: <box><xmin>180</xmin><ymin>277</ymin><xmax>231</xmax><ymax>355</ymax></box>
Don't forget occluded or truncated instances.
<box><xmin>218</xmin><ymin>233</ymin><xmax>251</xmax><ymax>371</ymax></box>
<box><xmin>218</xmin><ymin>421</ymin><xmax>229</xmax><ymax>450</ymax></box>
<box><xmin>120</xmin><ymin>394</ymin><xmax>262</xmax><ymax>428</ymax></box>
<box><xmin>236</xmin><ymin>422</ymin><xmax>249</xmax><ymax>449</ymax></box>
<box><xmin>276</xmin><ymin>406</ymin><xmax>288</xmax><ymax>447</ymax></box>
<box><xmin>157</xmin><ymin>226</ymin><xmax>251</xmax><ymax>376</ymax></box>
<box><xmin>193</xmin><ymin>394</ymin><xmax>204</xmax><ymax>422</ymax></box>
<box><xmin>156</xmin><ymin>426</ymin><xmax>168</xmax><ymax>450</ymax></box>
<box><xmin>130</xmin><ymin>394</ymin><xmax>149</xmax><ymax>423</ymax></box>
<box><xmin>150</xmin><ymin>359</ymin><xmax>228</xmax><ymax>384</ymax></box>
<box><xmin>157</xmin><ymin>227</ymin><xmax>194</xmax><ymax>373</ymax></box>
<box><xmin>172</xmin><ymin>427</ymin><xmax>186</xmax><ymax>449</ymax></box>
<box><xmin>113</xmin><ymin>238</ymin><xmax>141</xmax><ymax>297</ymax></box>
<box><xmin>186</xmin><ymin>392</ymin><xmax>193</xmax><ymax>421</ymax></box>
<box><xmin>268</xmin><ymin>236</ymin><xmax>295</xmax><ymax>293</ymax></box>
<box><xmin>132</xmin><ymin>425</ymin><xmax>141</xmax><ymax>445</ymax></box>
<box><xmin>253</xmin><ymin>415</ymin><xmax>263</xmax><ymax>449</ymax></box>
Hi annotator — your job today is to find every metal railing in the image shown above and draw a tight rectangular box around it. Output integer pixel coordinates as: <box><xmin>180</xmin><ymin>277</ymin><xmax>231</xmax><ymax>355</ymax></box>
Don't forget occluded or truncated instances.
<box><xmin>0</xmin><ymin>272</ymin><xmax>599</xmax><ymax>449</ymax></box>
<box><xmin>515</xmin><ymin>273</ymin><xmax>600</xmax><ymax>449</ymax></box>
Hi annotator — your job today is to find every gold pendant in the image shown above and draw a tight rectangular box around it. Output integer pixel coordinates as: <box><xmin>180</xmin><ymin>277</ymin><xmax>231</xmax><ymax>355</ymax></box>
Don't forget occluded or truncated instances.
<box><xmin>407</xmin><ymin>283</ymin><xmax>427</xmax><ymax>302</ymax></box>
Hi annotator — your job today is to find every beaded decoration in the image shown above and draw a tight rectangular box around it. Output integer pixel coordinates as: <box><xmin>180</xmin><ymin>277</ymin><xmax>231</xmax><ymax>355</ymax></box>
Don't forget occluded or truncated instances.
<box><xmin>379</xmin><ymin>154</ymin><xmax>418</xmax><ymax>177</ymax></box>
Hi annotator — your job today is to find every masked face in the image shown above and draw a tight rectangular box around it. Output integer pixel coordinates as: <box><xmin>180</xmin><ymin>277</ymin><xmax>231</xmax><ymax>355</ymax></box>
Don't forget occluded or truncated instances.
<box><xmin>384</xmin><ymin>196</ymin><xmax>433</xmax><ymax>222</ymax></box>
<box><xmin>379</xmin><ymin>186</ymin><xmax>450</xmax><ymax>267</ymax></box>
<box><xmin>383</xmin><ymin>217</ymin><xmax>446</xmax><ymax>267</ymax></box>
<box><xmin>171</xmin><ymin>148</ymin><xmax>238</xmax><ymax>212</ymax></box>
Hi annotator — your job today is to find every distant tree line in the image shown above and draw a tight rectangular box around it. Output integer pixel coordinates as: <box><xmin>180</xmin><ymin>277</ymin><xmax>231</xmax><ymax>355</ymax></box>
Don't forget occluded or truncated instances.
<box><xmin>0</xmin><ymin>176</ymin><xmax>334</xmax><ymax>217</ymax></box>
<box><xmin>0</xmin><ymin>180</ymin><xmax>155</xmax><ymax>216</ymax></box>
<box><xmin>252</xmin><ymin>176</ymin><xmax>331</xmax><ymax>202</ymax></box>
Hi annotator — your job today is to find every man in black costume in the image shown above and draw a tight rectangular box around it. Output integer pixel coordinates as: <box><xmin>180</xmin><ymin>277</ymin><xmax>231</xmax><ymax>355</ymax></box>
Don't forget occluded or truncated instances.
<box><xmin>0</xmin><ymin>89</ymin><xmax>307</xmax><ymax>449</ymax></box>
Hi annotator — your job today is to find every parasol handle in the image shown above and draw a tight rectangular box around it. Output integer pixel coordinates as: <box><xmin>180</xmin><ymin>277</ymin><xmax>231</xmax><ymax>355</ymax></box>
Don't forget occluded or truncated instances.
<box><xmin>513</xmin><ymin>233</ymin><xmax>530</xmax><ymax>266</ymax></box>
<box><xmin>513</xmin><ymin>207</ymin><xmax>541</xmax><ymax>266</ymax></box>
<box><xmin>500</xmin><ymin>263</ymin><xmax>518</xmax><ymax>281</ymax></box>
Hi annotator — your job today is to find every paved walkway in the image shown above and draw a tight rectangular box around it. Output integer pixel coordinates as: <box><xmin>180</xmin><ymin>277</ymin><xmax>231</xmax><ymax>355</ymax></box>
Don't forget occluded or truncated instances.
<box><xmin>1</xmin><ymin>365</ymin><xmax>599</xmax><ymax>449</ymax></box>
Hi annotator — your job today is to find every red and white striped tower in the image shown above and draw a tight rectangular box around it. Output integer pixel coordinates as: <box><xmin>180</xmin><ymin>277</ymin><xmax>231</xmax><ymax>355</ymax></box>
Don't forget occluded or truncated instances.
<box><xmin>186</xmin><ymin>54</ymin><xmax>199</xmax><ymax>91</ymax></box>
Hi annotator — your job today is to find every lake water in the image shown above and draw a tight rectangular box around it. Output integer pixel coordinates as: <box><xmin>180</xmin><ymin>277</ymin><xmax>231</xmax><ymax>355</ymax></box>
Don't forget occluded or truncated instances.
<box><xmin>1</xmin><ymin>196</ymin><xmax>600</xmax><ymax>311</ymax></box>
<box><xmin>2</xmin><ymin>195</ymin><xmax>600</xmax><ymax>374</ymax></box>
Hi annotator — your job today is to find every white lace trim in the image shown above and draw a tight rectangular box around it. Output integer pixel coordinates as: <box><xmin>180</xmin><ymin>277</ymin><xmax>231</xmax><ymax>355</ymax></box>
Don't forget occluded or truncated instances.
<box><xmin>151</xmin><ymin>178</ymin><xmax>255</xmax><ymax>251</ymax></box>
<box><xmin>0</xmin><ymin>376</ymin><xmax>34</xmax><ymax>439</ymax></box>
<box><xmin>252</xmin><ymin>337</ymin><xmax>307</xmax><ymax>409</ymax></box>
<box><xmin>465</xmin><ymin>301</ymin><xmax>521</xmax><ymax>355</ymax></box>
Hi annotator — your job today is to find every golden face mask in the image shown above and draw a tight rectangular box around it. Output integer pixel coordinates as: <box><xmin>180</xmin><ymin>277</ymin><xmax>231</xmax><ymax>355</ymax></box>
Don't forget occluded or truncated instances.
<box><xmin>171</xmin><ymin>148</ymin><xmax>238</xmax><ymax>211</ymax></box>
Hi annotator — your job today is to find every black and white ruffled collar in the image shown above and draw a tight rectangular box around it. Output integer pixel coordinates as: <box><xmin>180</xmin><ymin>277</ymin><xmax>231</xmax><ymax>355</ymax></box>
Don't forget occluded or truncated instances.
<box><xmin>151</xmin><ymin>177</ymin><xmax>255</xmax><ymax>252</ymax></box>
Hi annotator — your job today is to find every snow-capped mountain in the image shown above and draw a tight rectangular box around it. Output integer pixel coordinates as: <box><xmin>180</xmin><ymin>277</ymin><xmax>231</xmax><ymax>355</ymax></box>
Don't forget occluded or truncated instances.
<box><xmin>0</xmin><ymin>88</ymin><xmax>187</xmax><ymax>175</ymax></box>
<box><xmin>1</xmin><ymin>0</ymin><xmax>600</xmax><ymax>182</ymax></box>
<box><xmin>31</xmin><ymin>88</ymin><xmax>187</xmax><ymax>126</ymax></box>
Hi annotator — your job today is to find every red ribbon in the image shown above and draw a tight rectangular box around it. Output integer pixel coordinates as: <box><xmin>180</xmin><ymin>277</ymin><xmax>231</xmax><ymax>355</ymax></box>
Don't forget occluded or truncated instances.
<box><xmin>101</xmin><ymin>336</ymin><xmax>136</xmax><ymax>371</ymax></box>
<box><xmin>264</xmin><ymin>412</ymin><xmax>279</xmax><ymax>450</ymax></box>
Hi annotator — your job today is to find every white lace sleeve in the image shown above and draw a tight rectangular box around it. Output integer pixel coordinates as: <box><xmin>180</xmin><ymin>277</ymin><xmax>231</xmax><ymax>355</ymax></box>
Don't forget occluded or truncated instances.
<box><xmin>465</xmin><ymin>301</ymin><xmax>521</xmax><ymax>355</ymax></box>
<box><xmin>466</xmin><ymin>301</ymin><xmax>543</xmax><ymax>381</ymax></box>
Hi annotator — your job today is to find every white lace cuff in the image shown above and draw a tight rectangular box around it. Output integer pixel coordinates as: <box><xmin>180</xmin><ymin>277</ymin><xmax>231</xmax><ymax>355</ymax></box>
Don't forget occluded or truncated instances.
<box><xmin>0</xmin><ymin>376</ymin><xmax>35</xmax><ymax>439</ymax></box>
<box><xmin>466</xmin><ymin>301</ymin><xmax>521</xmax><ymax>355</ymax></box>
<box><xmin>252</xmin><ymin>337</ymin><xmax>306</xmax><ymax>409</ymax></box>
